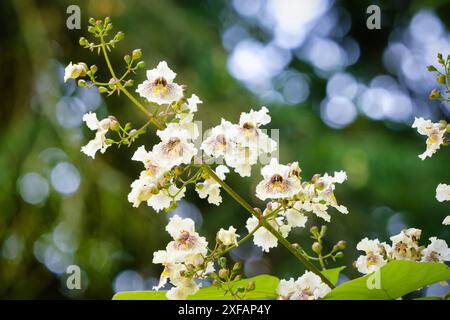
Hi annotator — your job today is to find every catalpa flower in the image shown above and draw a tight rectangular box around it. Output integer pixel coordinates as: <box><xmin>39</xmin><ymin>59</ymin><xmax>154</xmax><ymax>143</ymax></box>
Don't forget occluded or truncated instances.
<box><xmin>217</xmin><ymin>226</ymin><xmax>239</xmax><ymax>246</ymax></box>
<box><xmin>421</xmin><ymin>237</ymin><xmax>450</xmax><ymax>263</ymax></box>
<box><xmin>390</xmin><ymin>228</ymin><xmax>422</xmax><ymax>261</ymax></box>
<box><xmin>412</xmin><ymin>117</ymin><xmax>447</xmax><ymax>160</ymax></box>
<box><xmin>152</xmin><ymin>215</ymin><xmax>211</xmax><ymax>300</ymax></box>
<box><xmin>246</xmin><ymin>207</ymin><xmax>291</xmax><ymax>252</ymax></box>
<box><xmin>64</xmin><ymin>62</ymin><xmax>87</xmax><ymax>82</ymax></box>
<box><xmin>277</xmin><ymin>271</ymin><xmax>331</xmax><ymax>300</ymax></box>
<box><xmin>234</xmin><ymin>107</ymin><xmax>277</xmax><ymax>153</ymax></box>
<box><xmin>443</xmin><ymin>216</ymin><xmax>450</xmax><ymax>226</ymax></box>
<box><xmin>201</xmin><ymin>119</ymin><xmax>236</xmax><ymax>159</ymax></box>
<box><xmin>355</xmin><ymin>238</ymin><xmax>390</xmax><ymax>274</ymax></box>
<box><xmin>176</xmin><ymin>94</ymin><xmax>202</xmax><ymax>123</ymax></box>
<box><xmin>131</xmin><ymin>146</ymin><xmax>169</xmax><ymax>181</ymax></box>
<box><xmin>136</xmin><ymin>61</ymin><xmax>183</xmax><ymax>105</ymax></box>
<box><xmin>195</xmin><ymin>165</ymin><xmax>229</xmax><ymax>205</ymax></box>
<box><xmin>80</xmin><ymin>112</ymin><xmax>112</xmax><ymax>159</ymax></box>
<box><xmin>256</xmin><ymin>158</ymin><xmax>302</xmax><ymax>200</ymax></box>
<box><xmin>153</xmin><ymin>123</ymin><xmax>197</xmax><ymax>168</ymax></box>
<box><xmin>436</xmin><ymin>183</ymin><xmax>450</xmax><ymax>202</ymax></box>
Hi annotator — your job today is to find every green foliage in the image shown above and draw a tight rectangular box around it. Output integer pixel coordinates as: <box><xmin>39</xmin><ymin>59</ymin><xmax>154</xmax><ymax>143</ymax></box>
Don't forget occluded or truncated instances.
<box><xmin>322</xmin><ymin>266</ymin><xmax>346</xmax><ymax>286</ymax></box>
<box><xmin>112</xmin><ymin>274</ymin><xmax>279</xmax><ymax>300</ymax></box>
<box><xmin>324</xmin><ymin>261</ymin><xmax>450</xmax><ymax>300</ymax></box>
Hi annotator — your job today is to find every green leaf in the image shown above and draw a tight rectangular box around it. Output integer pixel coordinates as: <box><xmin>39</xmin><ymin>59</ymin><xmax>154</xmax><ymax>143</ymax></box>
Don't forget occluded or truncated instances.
<box><xmin>322</xmin><ymin>266</ymin><xmax>345</xmax><ymax>286</ymax></box>
<box><xmin>112</xmin><ymin>274</ymin><xmax>279</xmax><ymax>300</ymax></box>
<box><xmin>324</xmin><ymin>261</ymin><xmax>450</xmax><ymax>300</ymax></box>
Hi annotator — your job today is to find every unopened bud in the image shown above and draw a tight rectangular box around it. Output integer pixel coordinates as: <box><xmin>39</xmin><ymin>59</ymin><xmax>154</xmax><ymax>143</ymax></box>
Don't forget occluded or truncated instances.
<box><xmin>429</xmin><ymin>88</ymin><xmax>441</xmax><ymax>100</ymax></box>
<box><xmin>218</xmin><ymin>269</ymin><xmax>229</xmax><ymax>279</ymax></box>
<box><xmin>108</xmin><ymin>116</ymin><xmax>119</xmax><ymax>131</ymax></box>
<box><xmin>312</xmin><ymin>242</ymin><xmax>322</xmax><ymax>254</ymax></box>
<box><xmin>335</xmin><ymin>252</ymin><xmax>344</xmax><ymax>259</ymax></box>
<box><xmin>232</xmin><ymin>262</ymin><xmax>242</xmax><ymax>272</ymax></box>
<box><xmin>98</xmin><ymin>86</ymin><xmax>108</xmax><ymax>94</ymax></box>
<box><xmin>336</xmin><ymin>240</ymin><xmax>347</xmax><ymax>250</ymax></box>
<box><xmin>132</xmin><ymin>49</ymin><xmax>142</xmax><ymax>60</ymax></box>
<box><xmin>437</xmin><ymin>74</ymin><xmax>446</xmax><ymax>84</ymax></box>
<box><xmin>246</xmin><ymin>281</ymin><xmax>255</xmax><ymax>291</ymax></box>
<box><xmin>136</xmin><ymin>61</ymin><xmax>145</xmax><ymax>69</ymax></box>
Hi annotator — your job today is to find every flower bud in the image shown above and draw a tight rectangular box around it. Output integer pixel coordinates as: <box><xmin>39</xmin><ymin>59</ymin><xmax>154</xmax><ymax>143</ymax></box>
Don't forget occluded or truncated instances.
<box><xmin>115</xmin><ymin>31</ymin><xmax>125</xmax><ymax>41</ymax></box>
<box><xmin>98</xmin><ymin>86</ymin><xmax>108</xmax><ymax>94</ymax></box>
<box><xmin>88</xmin><ymin>17</ymin><xmax>96</xmax><ymax>25</ymax></box>
<box><xmin>132</xmin><ymin>49</ymin><xmax>142</xmax><ymax>60</ymax></box>
<box><xmin>427</xmin><ymin>65</ymin><xmax>437</xmax><ymax>72</ymax></box>
<box><xmin>312</xmin><ymin>242</ymin><xmax>322</xmax><ymax>254</ymax></box>
<box><xmin>77</xmin><ymin>79</ymin><xmax>86</xmax><ymax>87</ymax></box>
<box><xmin>218</xmin><ymin>257</ymin><xmax>227</xmax><ymax>268</ymax></box>
<box><xmin>90</xmin><ymin>65</ymin><xmax>98</xmax><ymax>74</ymax></box>
<box><xmin>437</xmin><ymin>74</ymin><xmax>446</xmax><ymax>84</ymax></box>
<box><xmin>232</xmin><ymin>262</ymin><xmax>242</xmax><ymax>272</ymax></box>
<box><xmin>336</xmin><ymin>240</ymin><xmax>347</xmax><ymax>250</ymax></box>
<box><xmin>124</xmin><ymin>79</ymin><xmax>134</xmax><ymax>87</ymax></box>
<box><xmin>310</xmin><ymin>226</ymin><xmax>319</xmax><ymax>236</ymax></box>
<box><xmin>124</xmin><ymin>55</ymin><xmax>131</xmax><ymax>64</ymax></box>
<box><xmin>79</xmin><ymin>37</ymin><xmax>88</xmax><ymax>46</ymax></box>
<box><xmin>108</xmin><ymin>116</ymin><xmax>120</xmax><ymax>131</ymax></box>
<box><xmin>291</xmin><ymin>243</ymin><xmax>299</xmax><ymax>249</ymax></box>
<box><xmin>429</xmin><ymin>88</ymin><xmax>441</xmax><ymax>100</ymax></box>
<box><xmin>218</xmin><ymin>269</ymin><xmax>229</xmax><ymax>279</ymax></box>
<box><xmin>246</xmin><ymin>281</ymin><xmax>255</xmax><ymax>291</ymax></box>
<box><xmin>87</xmin><ymin>26</ymin><xmax>96</xmax><ymax>34</ymax></box>
<box><xmin>136</xmin><ymin>61</ymin><xmax>145</xmax><ymax>69</ymax></box>
<box><xmin>320</xmin><ymin>225</ymin><xmax>327</xmax><ymax>237</ymax></box>
<box><xmin>237</xmin><ymin>286</ymin><xmax>245</xmax><ymax>293</ymax></box>
<box><xmin>335</xmin><ymin>252</ymin><xmax>344</xmax><ymax>259</ymax></box>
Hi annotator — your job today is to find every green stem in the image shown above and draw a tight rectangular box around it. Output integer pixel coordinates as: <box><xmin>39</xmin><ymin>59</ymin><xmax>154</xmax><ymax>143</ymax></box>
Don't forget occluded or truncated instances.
<box><xmin>99</xmin><ymin>34</ymin><xmax>164</xmax><ymax>130</ymax></box>
<box><xmin>202</xmin><ymin>165</ymin><xmax>334</xmax><ymax>288</ymax></box>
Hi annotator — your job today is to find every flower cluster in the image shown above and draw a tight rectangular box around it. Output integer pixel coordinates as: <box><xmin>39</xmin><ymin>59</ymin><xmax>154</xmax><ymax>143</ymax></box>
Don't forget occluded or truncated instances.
<box><xmin>355</xmin><ymin>228</ymin><xmax>450</xmax><ymax>274</ymax></box>
<box><xmin>277</xmin><ymin>271</ymin><xmax>331</xmax><ymax>300</ymax></box>
<box><xmin>201</xmin><ymin>107</ymin><xmax>277</xmax><ymax>177</ymax></box>
<box><xmin>152</xmin><ymin>215</ymin><xmax>214</xmax><ymax>300</ymax></box>
<box><xmin>247</xmin><ymin>158</ymin><xmax>347</xmax><ymax>252</ymax></box>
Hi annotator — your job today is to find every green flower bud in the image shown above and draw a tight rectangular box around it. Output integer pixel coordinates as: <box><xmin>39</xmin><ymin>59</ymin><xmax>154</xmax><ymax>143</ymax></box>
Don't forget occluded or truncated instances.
<box><xmin>437</xmin><ymin>74</ymin><xmax>446</xmax><ymax>84</ymax></box>
<box><xmin>136</xmin><ymin>61</ymin><xmax>145</xmax><ymax>69</ymax></box>
<box><xmin>427</xmin><ymin>65</ymin><xmax>437</xmax><ymax>72</ymax></box>
<box><xmin>429</xmin><ymin>88</ymin><xmax>441</xmax><ymax>100</ymax></box>
<box><xmin>310</xmin><ymin>226</ymin><xmax>319</xmax><ymax>236</ymax></box>
<box><xmin>320</xmin><ymin>225</ymin><xmax>327</xmax><ymax>237</ymax></box>
<box><xmin>132</xmin><ymin>49</ymin><xmax>142</xmax><ymax>60</ymax></box>
<box><xmin>124</xmin><ymin>55</ymin><xmax>131</xmax><ymax>64</ymax></box>
<box><xmin>237</xmin><ymin>286</ymin><xmax>245</xmax><ymax>293</ymax></box>
<box><xmin>77</xmin><ymin>79</ymin><xmax>86</xmax><ymax>87</ymax></box>
<box><xmin>124</xmin><ymin>79</ymin><xmax>134</xmax><ymax>87</ymax></box>
<box><xmin>79</xmin><ymin>37</ymin><xmax>88</xmax><ymax>46</ymax></box>
<box><xmin>336</xmin><ymin>240</ymin><xmax>347</xmax><ymax>250</ymax></box>
<box><xmin>232</xmin><ymin>262</ymin><xmax>242</xmax><ymax>272</ymax></box>
<box><xmin>98</xmin><ymin>86</ymin><xmax>108</xmax><ymax>94</ymax></box>
<box><xmin>335</xmin><ymin>252</ymin><xmax>344</xmax><ymax>259</ymax></box>
<box><xmin>115</xmin><ymin>31</ymin><xmax>125</xmax><ymax>41</ymax></box>
<box><xmin>90</xmin><ymin>65</ymin><xmax>98</xmax><ymax>74</ymax></box>
<box><xmin>218</xmin><ymin>257</ymin><xmax>227</xmax><ymax>268</ymax></box>
<box><xmin>108</xmin><ymin>116</ymin><xmax>120</xmax><ymax>131</ymax></box>
<box><xmin>87</xmin><ymin>26</ymin><xmax>96</xmax><ymax>34</ymax></box>
<box><xmin>312</xmin><ymin>242</ymin><xmax>322</xmax><ymax>254</ymax></box>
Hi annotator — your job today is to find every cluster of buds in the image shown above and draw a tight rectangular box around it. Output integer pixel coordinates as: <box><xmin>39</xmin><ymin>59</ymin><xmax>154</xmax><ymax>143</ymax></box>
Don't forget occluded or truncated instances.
<box><xmin>209</xmin><ymin>257</ymin><xmax>255</xmax><ymax>299</ymax></box>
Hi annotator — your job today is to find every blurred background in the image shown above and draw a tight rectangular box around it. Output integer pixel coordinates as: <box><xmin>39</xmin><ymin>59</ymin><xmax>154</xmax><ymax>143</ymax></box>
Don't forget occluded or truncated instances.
<box><xmin>1</xmin><ymin>0</ymin><xmax>449</xmax><ymax>299</ymax></box>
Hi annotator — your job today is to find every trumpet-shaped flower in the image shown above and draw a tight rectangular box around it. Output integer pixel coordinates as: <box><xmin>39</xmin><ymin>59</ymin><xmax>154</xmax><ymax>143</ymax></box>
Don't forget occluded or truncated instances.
<box><xmin>64</xmin><ymin>62</ymin><xmax>87</xmax><ymax>82</ymax></box>
<box><xmin>277</xmin><ymin>271</ymin><xmax>331</xmax><ymax>300</ymax></box>
<box><xmin>390</xmin><ymin>228</ymin><xmax>422</xmax><ymax>261</ymax></box>
<box><xmin>421</xmin><ymin>237</ymin><xmax>450</xmax><ymax>263</ymax></box>
<box><xmin>412</xmin><ymin>117</ymin><xmax>447</xmax><ymax>160</ymax></box>
<box><xmin>216</xmin><ymin>226</ymin><xmax>239</xmax><ymax>246</ymax></box>
<box><xmin>80</xmin><ymin>112</ymin><xmax>112</xmax><ymax>159</ymax></box>
<box><xmin>255</xmin><ymin>158</ymin><xmax>302</xmax><ymax>200</ymax></box>
<box><xmin>195</xmin><ymin>165</ymin><xmax>229</xmax><ymax>205</ymax></box>
<box><xmin>136</xmin><ymin>61</ymin><xmax>183</xmax><ymax>105</ymax></box>
<box><xmin>436</xmin><ymin>183</ymin><xmax>450</xmax><ymax>202</ymax></box>
<box><xmin>355</xmin><ymin>238</ymin><xmax>389</xmax><ymax>274</ymax></box>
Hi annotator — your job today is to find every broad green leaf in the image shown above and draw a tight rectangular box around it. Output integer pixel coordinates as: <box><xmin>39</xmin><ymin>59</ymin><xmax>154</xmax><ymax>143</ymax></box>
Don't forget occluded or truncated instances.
<box><xmin>324</xmin><ymin>261</ymin><xmax>450</xmax><ymax>300</ymax></box>
<box><xmin>112</xmin><ymin>274</ymin><xmax>279</xmax><ymax>300</ymax></box>
<box><xmin>322</xmin><ymin>266</ymin><xmax>345</xmax><ymax>286</ymax></box>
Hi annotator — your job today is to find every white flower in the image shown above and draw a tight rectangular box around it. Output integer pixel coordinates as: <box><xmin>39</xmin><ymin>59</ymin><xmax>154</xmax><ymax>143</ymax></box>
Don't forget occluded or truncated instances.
<box><xmin>390</xmin><ymin>228</ymin><xmax>422</xmax><ymax>261</ymax></box>
<box><xmin>223</xmin><ymin>144</ymin><xmax>259</xmax><ymax>177</ymax></box>
<box><xmin>131</xmin><ymin>146</ymin><xmax>169</xmax><ymax>181</ymax></box>
<box><xmin>412</xmin><ymin>117</ymin><xmax>447</xmax><ymax>160</ymax></box>
<box><xmin>421</xmin><ymin>237</ymin><xmax>450</xmax><ymax>263</ymax></box>
<box><xmin>235</xmin><ymin>107</ymin><xmax>277</xmax><ymax>153</ymax></box>
<box><xmin>436</xmin><ymin>183</ymin><xmax>450</xmax><ymax>202</ymax></box>
<box><xmin>246</xmin><ymin>209</ymin><xmax>291</xmax><ymax>253</ymax></box>
<box><xmin>153</xmin><ymin>123</ymin><xmax>197</xmax><ymax>168</ymax></box>
<box><xmin>256</xmin><ymin>158</ymin><xmax>302</xmax><ymax>200</ymax></box>
<box><xmin>277</xmin><ymin>271</ymin><xmax>331</xmax><ymax>300</ymax></box>
<box><xmin>443</xmin><ymin>216</ymin><xmax>450</xmax><ymax>225</ymax></box>
<box><xmin>176</xmin><ymin>94</ymin><xmax>202</xmax><ymax>123</ymax></box>
<box><xmin>201</xmin><ymin>119</ymin><xmax>237</xmax><ymax>158</ymax></box>
<box><xmin>136</xmin><ymin>61</ymin><xmax>183</xmax><ymax>105</ymax></box>
<box><xmin>64</xmin><ymin>62</ymin><xmax>86</xmax><ymax>82</ymax></box>
<box><xmin>152</xmin><ymin>215</ymin><xmax>210</xmax><ymax>300</ymax></box>
<box><xmin>127</xmin><ymin>175</ymin><xmax>158</xmax><ymax>208</ymax></box>
<box><xmin>80</xmin><ymin>112</ymin><xmax>111</xmax><ymax>159</ymax></box>
<box><xmin>195</xmin><ymin>165</ymin><xmax>229</xmax><ymax>205</ymax></box>
<box><xmin>282</xmin><ymin>202</ymin><xmax>308</xmax><ymax>228</ymax></box>
<box><xmin>355</xmin><ymin>238</ymin><xmax>389</xmax><ymax>274</ymax></box>
<box><xmin>147</xmin><ymin>185</ymin><xmax>186</xmax><ymax>212</ymax></box>
<box><xmin>217</xmin><ymin>226</ymin><xmax>239</xmax><ymax>246</ymax></box>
